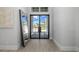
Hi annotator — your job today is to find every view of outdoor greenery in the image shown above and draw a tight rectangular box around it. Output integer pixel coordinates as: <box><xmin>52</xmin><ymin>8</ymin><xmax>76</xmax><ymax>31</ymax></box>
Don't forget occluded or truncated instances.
<box><xmin>32</xmin><ymin>16</ymin><xmax>48</xmax><ymax>32</ymax></box>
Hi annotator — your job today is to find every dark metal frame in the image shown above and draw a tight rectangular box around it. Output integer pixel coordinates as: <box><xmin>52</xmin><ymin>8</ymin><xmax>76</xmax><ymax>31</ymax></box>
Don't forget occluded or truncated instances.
<box><xmin>19</xmin><ymin>10</ymin><xmax>25</xmax><ymax>47</ymax></box>
<box><xmin>30</xmin><ymin>14</ymin><xmax>50</xmax><ymax>39</ymax></box>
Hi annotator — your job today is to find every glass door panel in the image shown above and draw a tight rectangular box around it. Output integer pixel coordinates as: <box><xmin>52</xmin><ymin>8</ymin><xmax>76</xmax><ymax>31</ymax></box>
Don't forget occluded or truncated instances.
<box><xmin>21</xmin><ymin>16</ymin><xmax>28</xmax><ymax>39</ymax></box>
<box><xmin>40</xmin><ymin>15</ymin><xmax>48</xmax><ymax>39</ymax></box>
<box><xmin>30</xmin><ymin>15</ymin><xmax>49</xmax><ymax>39</ymax></box>
<box><xmin>31</xmin><ymin>16</ymin><xmax>39</xmax><ymax>39</ymax></box>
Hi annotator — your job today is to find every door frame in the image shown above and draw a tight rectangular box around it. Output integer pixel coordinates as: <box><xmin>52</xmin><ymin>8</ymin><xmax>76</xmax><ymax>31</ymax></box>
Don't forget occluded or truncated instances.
<box><xmin>19</xmin><ymin>10</ymin><xmax>25</xmax><ymax>47</ymax></box>
<box><xmin>30</xmin><ymin>14</ymin><xmax>50</xmax><ymax>39</ymax></box>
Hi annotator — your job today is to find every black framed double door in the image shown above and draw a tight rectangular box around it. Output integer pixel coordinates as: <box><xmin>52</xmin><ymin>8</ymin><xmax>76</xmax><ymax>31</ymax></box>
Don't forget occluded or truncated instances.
<box><xmin>30</xmin><ymin>14</ymin><xmax>49</xmax><ymax>39</ymax></box>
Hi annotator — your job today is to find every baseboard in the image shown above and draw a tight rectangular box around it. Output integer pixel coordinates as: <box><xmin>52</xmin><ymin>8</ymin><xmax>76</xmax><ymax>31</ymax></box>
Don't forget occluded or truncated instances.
<box><xmin>60</xmin><ymin>46</ymin><xmax>76</xmax><ymax>52</ymax></box>
<box><xmin>53</xmin><ymin>39</ymin><xmax>76</xmax><ymax>52</ymax></box>
<box><xmin>75</xmin><ymin>47</ymin><xmax>79</xmax><ymax>52</ymax></box>
<box><xmin>0</xmin><ymin>45</ymin><xmax>19</xmax><ymax>50</ymax></box>
<box><xmin>50</xmin><ymin>37</ymin><xmax>53</xmax><ymax>39</ymax></box>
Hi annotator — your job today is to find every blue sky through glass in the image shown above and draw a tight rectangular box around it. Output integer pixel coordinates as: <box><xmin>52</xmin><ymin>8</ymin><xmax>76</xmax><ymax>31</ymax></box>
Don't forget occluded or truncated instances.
<box><xmin>40</xmin><ymin>16</ymin><xmax>48</xmax><ymax>23</ymax></box>
<box><xmin>21</xmin><ymin>16</ymin><xmax>27</xmax><ymax>23</ymax></box>
<box><xmin>32</xmin><ymin>16</ymin><xmax>39</xmax><ymax>24</ymax></box>
<box><xmin>32</xmin><ymin>16</ymin><xmax>48</xmax><ymax>24</ymax></box>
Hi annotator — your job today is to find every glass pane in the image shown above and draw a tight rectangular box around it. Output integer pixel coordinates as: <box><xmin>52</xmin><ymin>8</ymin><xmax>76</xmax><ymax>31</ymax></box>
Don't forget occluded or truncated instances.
<box><xmin>40</xmin><ymin>7</ymin><xmax>48</xmax><ymax>12</ymax></box>
<box><xmin>31</xmin><ymin>16</ymin><xmax>39</xmax><ymax>38</ymax></box>
<box><xmin>40</xmin><ymin>15</ymin><xmax>48</xmax><ymax>38</ymax></box>
<box><xmin>32</xmin><ymin>7</ymin><xmax>39</xmax><ymax>12</ymax></box>
<box><xmin>21</xmin><ymin>15</ymin><xmax>28</xmax><ymax>39</ymax></box>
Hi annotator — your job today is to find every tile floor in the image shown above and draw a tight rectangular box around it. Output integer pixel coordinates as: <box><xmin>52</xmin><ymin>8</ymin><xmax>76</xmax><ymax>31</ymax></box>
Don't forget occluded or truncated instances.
<box><xmin>0</xmin><ymin>39</ymin><xmax>61</xmax><ymax>52</ymax></box>
<box><xmin>17</xmin><ymin>39</ymin><xmax>61</xmax><ymax>52</ymax></box>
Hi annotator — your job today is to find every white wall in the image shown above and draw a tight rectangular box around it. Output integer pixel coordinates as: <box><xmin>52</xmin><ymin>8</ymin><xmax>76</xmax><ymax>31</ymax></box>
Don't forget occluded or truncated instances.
<box><xmin>0</xmin><ymin>7</ymin><xmax>27</xmax><ymax>50</ymax></box>
<box><xmin>75</xmin><ymin>8</ymin><xmax>79</xmax><ymax>51</ymax></box>
<box><xmin>52</xmin><ymin>7</ymin><xmax>76</xmax><ymax>51</ymax></box>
